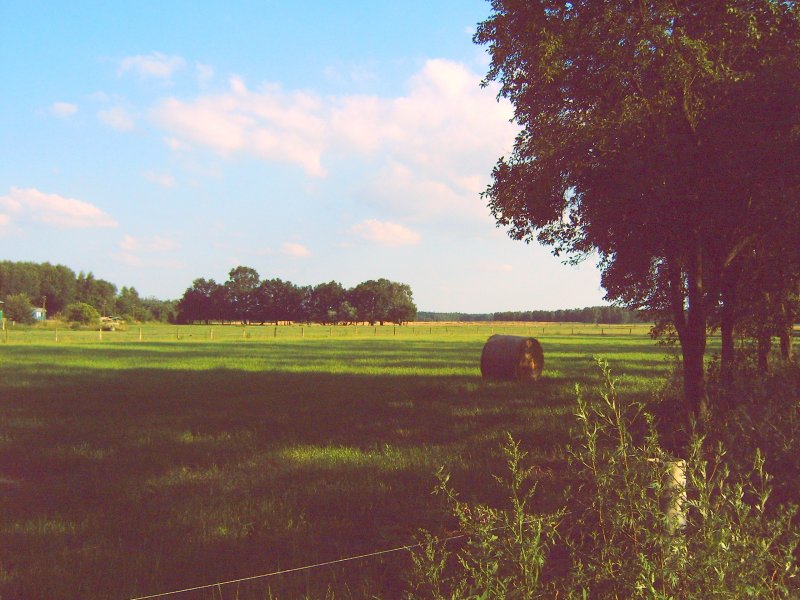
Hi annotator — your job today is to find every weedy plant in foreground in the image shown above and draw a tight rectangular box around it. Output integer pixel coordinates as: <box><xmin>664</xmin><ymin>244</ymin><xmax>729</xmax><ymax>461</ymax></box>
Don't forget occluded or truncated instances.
<box><xmin>407</xmin><ymin>359</ymin><xmax>800</xmax><ymax>599</ymax></box>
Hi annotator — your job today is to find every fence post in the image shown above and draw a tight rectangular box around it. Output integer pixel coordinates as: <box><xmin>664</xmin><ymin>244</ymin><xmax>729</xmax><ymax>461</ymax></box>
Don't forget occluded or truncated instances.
<box><xmin>301</xmin><ymin>327</ymin><xmax>305</xmax><ymax>338</ymax></box>
<box><xmin>139</xmin><ymin>327</ymin><xmax>143</xmax><ymax>342</ymax></box>
<box><xmin>210</xmin><ymin>327</ymin><xmax>213</xmax><ymax>341</ymax></box>
<box><xmin>99</xmin><ymin>328</ymin><xmax>103</xmax><ymax>341</ymax></box>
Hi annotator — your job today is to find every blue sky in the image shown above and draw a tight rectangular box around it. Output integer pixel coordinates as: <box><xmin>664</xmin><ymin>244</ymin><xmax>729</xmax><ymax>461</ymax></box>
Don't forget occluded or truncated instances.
<box><xmin>0</xmin><ymin>1</ymin><xmax>605</xmax><ymax>312</ymax></box>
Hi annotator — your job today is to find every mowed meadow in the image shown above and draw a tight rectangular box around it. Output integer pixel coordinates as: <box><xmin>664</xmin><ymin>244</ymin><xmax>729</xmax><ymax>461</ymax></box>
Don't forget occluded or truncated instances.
<box><xmin>0</xmin><ymin>322</ymin><xmax>669</xmax><ymax>599</ymax></box>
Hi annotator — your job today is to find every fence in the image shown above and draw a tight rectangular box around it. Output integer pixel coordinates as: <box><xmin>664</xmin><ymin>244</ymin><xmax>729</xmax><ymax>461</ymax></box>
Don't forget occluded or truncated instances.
<box><xmin>0</xmin><ymin>322</ymin><xmax>655</xmax><ymax>345</ymax></box>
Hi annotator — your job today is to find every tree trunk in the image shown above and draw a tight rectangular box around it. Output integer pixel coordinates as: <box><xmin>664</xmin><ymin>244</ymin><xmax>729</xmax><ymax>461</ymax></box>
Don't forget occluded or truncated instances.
<box><xmin>719</xmin><ymin>265</ymin><xmax>740</xmax><ymax>375</ymax></box>
<box><xmin>757</xmin><ymin>329</ymin><xmax>771</xmax><ymax>373</ymax></box>
<box><xmin>666</xmin><ymin>252</ymin><xmax>709</xmax><ymax>428</ymax></box>
<box><xmin>779</xmin><ymin>327</ymin><xmax>792</xmax><ymax>361</ymax></box>
<box><xmin>682</xmin><ymin>247</ymin><xmax>709</xmax><ymax>422</ymax></box>
<box><xmin>779</xmin><ymin>300</ymin><xmax>794</xmax><ymax>361</ymax></box>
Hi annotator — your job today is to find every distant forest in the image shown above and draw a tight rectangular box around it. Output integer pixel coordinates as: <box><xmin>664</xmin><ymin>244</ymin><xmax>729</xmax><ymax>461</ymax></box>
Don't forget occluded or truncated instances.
<box><xmin>0</xmin><ymin>260</ymin><xmax>641</xmax><ymax>325</ymax></box>
<box><xmin>0</xmin><ymin>260</ymin><xmax>175</xmax><ymax>323</ymax></box>
<box><xmin>417</xmin><ymin>306</ymin><xmax>641</xmax><ymax>324</ymax></box>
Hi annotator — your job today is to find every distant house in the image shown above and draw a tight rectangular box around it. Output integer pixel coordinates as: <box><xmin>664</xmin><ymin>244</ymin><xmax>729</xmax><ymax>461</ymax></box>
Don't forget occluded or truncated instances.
<box><xmin>31</xmin><ymin>307</ymin><xmax>47</xmax><ymax>321</ymax></box>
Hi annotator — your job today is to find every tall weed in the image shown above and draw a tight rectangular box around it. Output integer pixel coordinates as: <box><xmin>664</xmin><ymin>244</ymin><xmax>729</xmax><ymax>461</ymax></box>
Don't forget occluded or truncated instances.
<box><xmin>407</xmin><ymin>359</ymin><xmax>800</xmax><ymax>598</ymax></box>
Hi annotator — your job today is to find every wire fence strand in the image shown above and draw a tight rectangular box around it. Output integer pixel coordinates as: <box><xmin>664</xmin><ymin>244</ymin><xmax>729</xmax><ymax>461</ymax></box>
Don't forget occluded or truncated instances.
<box><xmin>128</xmin><ymin>532</ymin><xmax>467</xmax><ymax>600</ymax></box>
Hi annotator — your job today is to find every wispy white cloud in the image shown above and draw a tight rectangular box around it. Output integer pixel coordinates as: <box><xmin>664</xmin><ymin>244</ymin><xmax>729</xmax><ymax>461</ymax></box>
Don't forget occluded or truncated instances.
<box><xmin>150</xmin><ymin>59</ymin><xmax>516</xmax><ymax>222</ymax></box>
<box><xmin>120</xmin><ymin>234</ymin><xmax>179</xmax><ymax>253</ymax></box>
<box><xmin>51</xmin><ymin>102</ymin><xmax>78</xmax><ymax>117</ymax></box>
<box><xmin>322</xmin><ymin>61</ymin><xmax>377</xmax><ymax>86</ymax></box>
<box><xmin>349</xmin><ymin>219</ymin><xmax>421</xmax><ymax>246</ymax></box>
<box><xmin>281</xmin><ymin>242</ymin><xmax>311</xmax><ymax>257</ymax></box>
<box><xmin>0</xmin><ymin>187</ymin><xmax>117</xmax><ymax>229</ymax></box>
<box><xmin>119</xmin><ymin>52</ymin><xmax>186</xmax><ymax>80</ymax></box>
<box><xmin>89</xmin><ymin>91</ymin><xmax>110</xmax><ymax>102</ymax></box>
<box><xmin>196</xmin><ymin>62</ymin><xmax>215</xmax><ymax>86</ymax></box>
<box><xmin>98</xmin><ymin>106</ymin><xmax>135</xmax><ymax>131</ymax></box>
<box><xmin>163</xmin><ymin>137</ymin><xmax>185</xmax><ymax>150</ymax></box>
<box><xmin>143</xmin><ymin>170</ymin><xmax>176</xmax><ymax>187</ymax></box>
<box><xmin>116</xmin><ymin>252</ymin><xmax>144</xmax><ymax>267</ymax></box>
<box><xmin>479</xmin><ymin>261</ymin><xmax>514</xmax><ymax>273</ymax></box>
<box><xmin>333</xmin><ymin>60</ymin><xmax>515</xmax><ymax>229</ymax></box>
<box><xmin>152</xmin><ymin>76</ymin><xmax>327</xmax><ymax>176</ymax></box>
<box><xmin>116</xmin><ymin>234</ymin><xmax>183</xmax><ymax>269</ymax></box>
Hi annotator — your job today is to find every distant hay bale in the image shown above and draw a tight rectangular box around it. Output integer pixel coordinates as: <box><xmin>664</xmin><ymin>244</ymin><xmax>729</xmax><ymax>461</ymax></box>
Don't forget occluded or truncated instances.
<box><xmin>480</xmin><ymin>335</ymin><xmax>544</xmax><ymax>381</ymax></box>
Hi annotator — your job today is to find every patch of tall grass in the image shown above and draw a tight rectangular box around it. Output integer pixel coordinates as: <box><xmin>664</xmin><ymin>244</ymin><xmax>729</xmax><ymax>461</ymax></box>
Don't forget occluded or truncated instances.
<box><xmin>407</xmin><ymin>359</ymin><xmax>800</xmax><ymax>598</ymax></box>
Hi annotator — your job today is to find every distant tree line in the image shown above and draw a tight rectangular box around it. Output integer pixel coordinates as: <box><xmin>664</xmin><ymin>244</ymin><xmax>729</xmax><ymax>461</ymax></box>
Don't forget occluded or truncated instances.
<box><xmin>177</xmin><ymin>266</ymin><xmax>417</xmax><ymax>326</ymax></box>
<box><xmin>0</xmin><ymin>260</ymin><xmax>176</xmax><ymax>324</ymax></box>
<box><xmin>417</xmin><ymin>306</ymin><xmax>640</xmax><ymax>324</ymax></box>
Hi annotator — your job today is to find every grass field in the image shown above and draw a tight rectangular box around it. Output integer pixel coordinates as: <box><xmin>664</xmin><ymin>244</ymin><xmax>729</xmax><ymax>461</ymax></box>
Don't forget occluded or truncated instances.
<box><xmin>0</xmin><ymin>323</ymin><xmax>673</xmax><ymax>599</ymax></box>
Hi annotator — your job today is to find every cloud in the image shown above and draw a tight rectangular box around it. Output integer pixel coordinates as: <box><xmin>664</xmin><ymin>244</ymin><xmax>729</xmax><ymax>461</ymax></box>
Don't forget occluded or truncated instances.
<box><xmin>143</xmin><ymin>170</ymin><xmax>176</xmax><ymax>187</ymax></box>
<box><xmin>0</xmin><ymin>187</ymin><xmax>117</xmax><ymax>228</ymax></box>
<box><xmin>323</xmin><ymin>61</ymin><xmax>377</xmax><ymax>86</ymax></box>
<box><xmin>98</xmin><ymin>106</ymin><xmax>135</xmax><ymax>131</ymax></box>
<box><xmin>119</xmin><ymin>52</ymin><xmax>186</xmax><ymax>80</ymax></box>
<box><xmin>196</xmin><ymin>62</ymin><xmax>215</xmax><ymax>85</ymax></box>
<box><xmin>89</xmin><ymin>91</ymin><xmax>110</xmax><ymax>102</ymax></box>
<box><xmin>120</xmin><ymin>234</ymin><xmax>179</xmax><ymax>252</ymax></box>
<box><xmin>51</xmin><ymin>102</ymin><xmax>78</xmax><ymax>117</ymax></box>
<box><xmin>116</xmin><ymin>234</ymin><xmax>182</xmax><ymax>269</ymax></box>
<box><xmin>281</xmin><ymin>242</ymin><xmax>311</xmax><ymax>257</ymax></box>
<box><xmin>152</xmin><ymin>76</ymin><xmax>328</xmax><ymax>176</ymax></box>
<box><xmin>149</xmin><ymin>59</ymin><xmax>516</xmax><ymax>221</ymax></box>
<box><xmin>479</xmin><ymin>261</ymin><xmax>514</xmax><ymax>273</ymax></box>
<box><xmin>116</xmin><ymin>252</ymin><xmax>144</xmax><ymax>267</ymax></box>
<box><xmin>349</xmin><ymin>219</ymin><xmax>421</xmax><ymax>246</ymax></box>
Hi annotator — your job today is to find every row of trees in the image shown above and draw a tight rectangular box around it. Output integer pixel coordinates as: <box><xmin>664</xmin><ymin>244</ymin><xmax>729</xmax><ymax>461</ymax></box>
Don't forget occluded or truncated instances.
<box><xmin>492</xmin><ymin>306</ymin><xmax>639</xmax><ymax>324</ymax></box>
<box><xmin>476</xmin><ymin>0</ymin><xmax>800</xmax><ymax>421</ymax></box>
<box><xmin>418</xmin><ymin>306</ymin><xmax>639</xmax><ymax>323</ymax></box>
<box><xmin>177</xmin><ymin>267</ymin><xmax>417</xmax><ymax>325</ymax></box>
<box><xmin>0</xmin><ymin>260</ymin><xmax>175</xmax><ymax>323</ymax></box>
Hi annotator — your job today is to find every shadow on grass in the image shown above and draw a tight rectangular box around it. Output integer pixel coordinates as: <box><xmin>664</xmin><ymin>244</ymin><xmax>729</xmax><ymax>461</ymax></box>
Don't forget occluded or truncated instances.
<box><xmin>0</xmin><ymin>338</ymin><xmax>669</xmax><ymax>599</ymax></box>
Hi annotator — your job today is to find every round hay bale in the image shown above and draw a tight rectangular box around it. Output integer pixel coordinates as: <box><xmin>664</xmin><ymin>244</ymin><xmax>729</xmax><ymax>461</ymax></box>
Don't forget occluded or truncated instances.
<box><xmin>480</xmin><ymin>335</ymin><xmax>544</xmax><ymax>381</ymax></box>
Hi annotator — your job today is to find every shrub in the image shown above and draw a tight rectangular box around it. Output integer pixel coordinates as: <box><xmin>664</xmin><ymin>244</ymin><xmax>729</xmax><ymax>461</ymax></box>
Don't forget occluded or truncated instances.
<box><xmin>407</xmin><ymin>359</ymin><xmax>800</xmax><ymax>598</ymax></box>
<box><xmin>64</xmin><ymin>302</ymin><xmax>100</xmax><ymax>327</ymax></box>
<box><xmin>3</xmin><ymin>293</ymin><xmax>35</xmax><ymax>324</ymax></box>
<box><xmin>405</xmin><ymin>436</ymin><xmax>560</xmax><ymax>599</ymax></box>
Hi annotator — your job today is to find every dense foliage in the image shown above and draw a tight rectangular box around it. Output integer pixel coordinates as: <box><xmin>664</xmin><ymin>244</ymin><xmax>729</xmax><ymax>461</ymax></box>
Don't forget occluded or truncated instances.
<box><xmin>176</xmin><ymin>266</ymin><xmax>418</xmax><ymax>325</ymax></box>
<box><xmin>418</xmin><ymin>306</ymin><xmax>640</xmax><ymax>323</ymax></box>
<box><xmin>476</xmin><ymin>1</ymin><xmax>800</xmax><ymax>420</ymax></box>
<box><xmin>408</xmin><ymin>361</ymin><xmax>800</xmax><ymax>598</ymax></box>
<box><xmin>3</xmin><ymin>293</ymin><xmax>35</xmax><ymax>325</ymax></box>
<box><xmin>63</xmin><ymin>302</ymin><xmax>101</xmax><ymax>327</ymax></box>
<box><xmin>0</xmin><ymin>260</ymin><xmax>175</xmax><ymax>323</ymax></box>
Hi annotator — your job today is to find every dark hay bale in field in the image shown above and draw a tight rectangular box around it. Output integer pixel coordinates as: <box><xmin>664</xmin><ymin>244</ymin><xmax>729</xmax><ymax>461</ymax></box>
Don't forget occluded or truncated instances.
<box><xmin>480</xmin><ymin>335</ymin><xmax>544</xmax><ymax>381</ymax></box>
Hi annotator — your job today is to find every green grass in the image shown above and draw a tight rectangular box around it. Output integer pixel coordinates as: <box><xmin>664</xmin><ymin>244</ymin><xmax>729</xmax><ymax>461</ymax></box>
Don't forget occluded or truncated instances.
<box><xmin>0</xmin><ymin>324</ymin><xmax>672</xmax><ymax>599</ymax></box>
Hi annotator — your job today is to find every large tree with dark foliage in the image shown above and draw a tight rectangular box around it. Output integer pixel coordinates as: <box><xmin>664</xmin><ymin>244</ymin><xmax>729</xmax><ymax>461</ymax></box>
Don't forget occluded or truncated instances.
<box><xmin>224</xmin><ymin>266</ymin><xmax>261</xmax><ymax>324</ymax></box>
<box><xmin>475</xmin><ymin>0</ymin><xmax>800</xmax><ymax>422</ymax></box>
<box><xmin>349</xmin><ymin>279</ymin><xmax>417</xmax><ymax>325</ymax></box>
